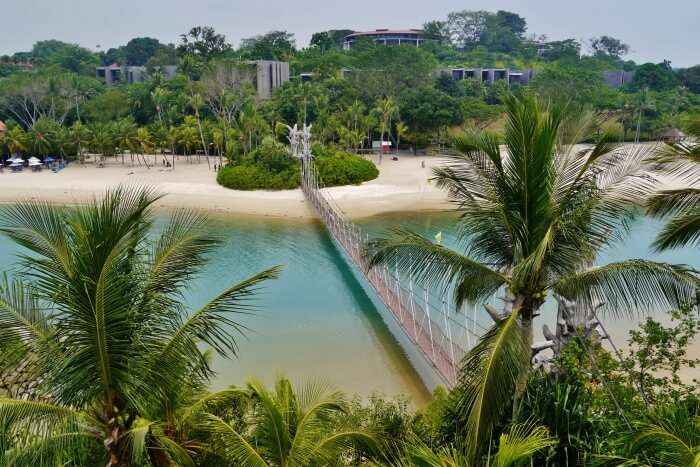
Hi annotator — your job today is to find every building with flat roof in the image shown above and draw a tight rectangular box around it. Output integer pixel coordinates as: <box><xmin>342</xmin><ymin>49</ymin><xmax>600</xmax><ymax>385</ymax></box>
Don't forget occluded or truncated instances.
<box><xmin>247</xmin><ymin>60</ymin><xmax>290</xmax><ymax>99</ymax></box>
<box><xmin>96</xmin><ymin>64</ymin><xmax>177</xmax><ymax>86</ymax></box>
<box><xmin>343</xmin><ymin>29</ymin><xmax>425</xmax><ymax>50</ymax></box>
<box><xmin>604</xmin><ymin>70</ymin><xmax>636</xmax><ymax>88</ymax></box>
<box><xmin>440</xmin><ymin>68</ymin><xmax>536</xmax><ymax>86</ymax></box>
<box><xmin>96</xmin><ymin>61</ymin><xmax>289</xmax><ymax>99</ymax></box>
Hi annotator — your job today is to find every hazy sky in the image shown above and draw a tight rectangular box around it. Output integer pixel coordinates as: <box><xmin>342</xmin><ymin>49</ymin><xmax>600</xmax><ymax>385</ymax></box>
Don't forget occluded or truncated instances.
<box><xmin>2</xmin><ymin>0</ymin><xmax>699</xmax><ymax>67</ymax></box>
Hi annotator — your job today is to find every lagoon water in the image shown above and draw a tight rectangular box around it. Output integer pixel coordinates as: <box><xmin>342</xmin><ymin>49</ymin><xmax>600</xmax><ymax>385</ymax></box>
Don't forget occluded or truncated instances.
<box><xmin>0</xmin><ymin>210</ymin><xmax>698</xmax><ymax>403</ymax></box>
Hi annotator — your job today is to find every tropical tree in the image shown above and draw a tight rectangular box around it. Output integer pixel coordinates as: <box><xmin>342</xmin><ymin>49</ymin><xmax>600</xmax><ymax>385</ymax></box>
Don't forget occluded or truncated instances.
<box><xmin>396</xmin><ymin>422</ymin><xmax>556</xmax><ymax>466</ymax></box>
<box><xmin>134</xmin><ymin>127</ymin><xmax>155</xmax><ymax>168</ymax></box>
<box><xmin>114</xmin><ymin>118</ymin><xmax>138</xmax><ymax>164</ymax></box>
<box><xmin>70</xmin><ymin>121</ymin><xmax>91</xmax><ymax>164</ymax></box>
<box><xmin>203</xmin><ymin>375</ymin><xmax>378</xmax><ymax>466</ymax></box>
<box><xmin>647</xmin><ymin>140</ymin><xmax>700</xmax><ymax>251</ymax></box>
<box><xmin>395</xmin><ymin>121</ymin><xmax>408</xmax><ymax>154</ymax></box>
<box><xmin>188</xmin><ymin>93</ymin><xmax>210</xmax><ymax>168</ymax></box>
<box><xmin>366</xmin><ymin>95</ymin><xmax>699</xmax><ymax>463</ymax></box>
<box><xmin>2</xmin><ymin>126</ymin><xmax>28</xmax><ymax>156</ymax></box>
<box><xmin>374</xmin><ymin>97</ymin><xmax>399</xmax><ymax>161</ymax></box>
<box><xmin>0</xmin><ymin>186</ymin><xmax>280</xmax><ymax>466</ymax></box>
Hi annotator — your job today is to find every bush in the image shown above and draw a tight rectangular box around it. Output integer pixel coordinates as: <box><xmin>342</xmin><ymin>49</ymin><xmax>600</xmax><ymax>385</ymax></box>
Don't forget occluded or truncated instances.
<box><xmin>217</xmin><ymin>140</ymin><xmax>378</xmax><ymax>191</ymax></box>
<box><xmin>313</xmin><ymin>144</ymin><xmax>379</xmax><ymax>187</ymax></box>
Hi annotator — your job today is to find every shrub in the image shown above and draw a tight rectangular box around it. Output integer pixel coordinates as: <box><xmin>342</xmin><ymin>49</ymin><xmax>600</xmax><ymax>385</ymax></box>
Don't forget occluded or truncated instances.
<box><xmin>313</xmin><ymin>144</ymin><xmax>379</xmax><ymax>187</ymax></box>
<box><xmin>217</xmin><ymin>141</ymin><xmax>378</xmax><ymax>191</ymax></box>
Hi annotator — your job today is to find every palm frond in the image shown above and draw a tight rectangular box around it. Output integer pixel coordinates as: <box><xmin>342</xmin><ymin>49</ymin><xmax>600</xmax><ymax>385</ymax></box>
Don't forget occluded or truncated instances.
<box><xmin>202</xmin><ymin>413</ymin><xmax>269</xmax><ymax>467</ymax></box>
<box><xmin>142</xmin><ymin>209</ymin><xmax>221</xmax><ymax>299</ymax></box>
<box><xmin>366</xmin><ymin>228</ymin><xmax>507</xmax><ymax>307</ymax></box>
<box><xmin>493</xmin><ymin>421</ymin><xmax>557</xmax><ymax>467</ymax></box>
<box><xmin>554</xmin><ymin>260</ymin><xmax>699</xmax><ymax>318</ymax></box>
<box><xmin>454</xmin><ymin>310</ymin><xmax>531</xmax><ymax>462</ymax></box>
<box><xmin>647</xmin><ymin>188</ymin><xmax>700</xmax><ymax>251</ymax></box>
<box><xmin>146</xmin><ymin>266</ymin><xmax>280</xmax><ymax>392</ymax></box>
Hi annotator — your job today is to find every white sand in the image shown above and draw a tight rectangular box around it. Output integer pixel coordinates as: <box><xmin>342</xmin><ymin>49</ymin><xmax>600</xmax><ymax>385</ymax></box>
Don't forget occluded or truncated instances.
<box><xmin>0</xmin><ymin>154</ymin><xmax>449</xmax><ymax>219</ymax></box>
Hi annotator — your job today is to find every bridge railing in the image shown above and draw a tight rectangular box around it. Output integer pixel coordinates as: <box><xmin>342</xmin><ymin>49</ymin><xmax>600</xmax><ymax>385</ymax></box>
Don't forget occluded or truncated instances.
<box><xmin>300</xmin><ymin>157</ymin><xmax>484</xmax><ymax>387</ymax></box>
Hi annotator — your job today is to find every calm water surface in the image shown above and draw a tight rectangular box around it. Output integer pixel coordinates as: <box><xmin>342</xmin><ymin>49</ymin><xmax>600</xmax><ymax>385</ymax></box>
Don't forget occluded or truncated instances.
<box><xmin>0</xmin><ymin>210</ymin><xmax>698</xmax><ymax>401</ymax></box>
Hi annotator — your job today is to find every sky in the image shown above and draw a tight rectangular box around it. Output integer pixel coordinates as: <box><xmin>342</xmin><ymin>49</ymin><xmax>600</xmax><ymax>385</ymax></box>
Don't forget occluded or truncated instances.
<box><xmin>2</xmin><ymin>0</ymin><xmax>699</xmax><ymax>67</ymax></box>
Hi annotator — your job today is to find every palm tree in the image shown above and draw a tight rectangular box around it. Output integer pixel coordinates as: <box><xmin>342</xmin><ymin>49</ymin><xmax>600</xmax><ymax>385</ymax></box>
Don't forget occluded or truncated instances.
<box><xmin>647</xmin><ymin>140</ymin><xmax>700</xmax><ymax>251</ymax></box>
<box><xmin>70</xmin><ymin>121</ymin><xmax>91</xmax><ymax>164</ymax></box>
<box><xmin>203</xmin><ymin>375</ymin><xmax>378</xmax><ymax>466</ymax></box>
<box><xmin>633</xmin><ymin>88</ymin><xmax>654</xmax><ymax>143</ymax></box>
<box><xmin>0</xmin><ymin>186</ymin><xmax>280</xmax><ymax>466</ymax></box>
<box><xmin>3</xmin><ymin>127</ymin><xmax>28</xmax><ymax>157</ymax></box>
<box><xmin>366</xmin><ymin>95</ymin><xmax>699</xmax><ymax>462</ymax></box>
<box><xmin>135</xmin><ymin>127</ymin><xmax>155</xmax><ymax>168</ymax></box>
<box><xmin>395</xmin><ymin>121</ymin><xmax>408</xmax><ymax>155</ymax></box>
<box><xmin>374</xmin><ymin>97</ymin><xmax>399</xmax><ymax>163</ymax></box>
<box><xmin>189</xmin><ymin>93</ymin><xmax>210</xmax><ymax>168</ymax></box>
<box><xmin>395</xmin><ymin>422</ymin><xmax>556</xmax><ymax>467</ymax></box>
<box><xmin>114</xmin><ymin>118</ymin><xmax>137</xmax><ymax>165</ymax></box>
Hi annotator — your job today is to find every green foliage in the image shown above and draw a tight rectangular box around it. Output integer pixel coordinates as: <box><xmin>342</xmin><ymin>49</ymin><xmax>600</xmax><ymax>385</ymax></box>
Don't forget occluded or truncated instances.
<box><xmin>313</xmin><ymin>145</ymin><xmax>379</xmax><ymax>186</ymax></box>
<box><xmin>217</xmin><ymin>140</ymin><xmax>377</xmax><ymax>191</ymax></box>
<box><xmin>629</xmin><ymin>62</ymin><xmax>679</xmax><ymax>92</ymax></box>
<box><xmin>0</xmin><ymin>187</ymin><xmax>280</xmax><ymax>465</ymax></box>
<box><xmin>399</xmin><ymin>86</ymin><xmax>464</xmax><ymax>135</ymax></box>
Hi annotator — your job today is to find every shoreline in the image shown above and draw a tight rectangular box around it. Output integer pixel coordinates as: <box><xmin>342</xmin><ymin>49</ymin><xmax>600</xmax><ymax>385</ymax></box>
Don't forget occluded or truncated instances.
<box><xmin>0</xmin><ymin>153</ymin><xmax>450</xmax><ymax>220</ymax></box>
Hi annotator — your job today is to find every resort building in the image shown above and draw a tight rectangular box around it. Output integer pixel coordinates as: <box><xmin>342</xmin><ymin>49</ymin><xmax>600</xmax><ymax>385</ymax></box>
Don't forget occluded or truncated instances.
<box><xmin>604</xmin><ymin>70</ymin><xmax>636</xmax><ymax>88</ymax></box>
<box><xmin>96</xmin><ymin>64</ymin><xmax>177</xmax><ymax>86</ymax></box>
<box><xmin>343</xmin><ymin>29</ymin><xmax>425</xmax><ymax>50</ymax></box>
<box><xmin>246</xmin><ymin>60</ymin><xmax>290</xmax><ymax>99</ymax></box>
<box><xmin>439</xmin><ymin>68</ymin><xmax>537</xmax><ymax>86</ymax></box>
<box><xmin>96</xmin><ymin>61</ymin><xmax>289</xmax><ymax>99</ymax></box>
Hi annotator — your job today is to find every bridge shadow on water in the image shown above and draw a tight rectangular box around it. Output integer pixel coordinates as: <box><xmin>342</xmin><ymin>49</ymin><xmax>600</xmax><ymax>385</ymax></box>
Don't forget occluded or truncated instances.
<box><xmin>312</xmin><ymin>220</ymin><xmax>432</xmax><ymax>403</ymax></box>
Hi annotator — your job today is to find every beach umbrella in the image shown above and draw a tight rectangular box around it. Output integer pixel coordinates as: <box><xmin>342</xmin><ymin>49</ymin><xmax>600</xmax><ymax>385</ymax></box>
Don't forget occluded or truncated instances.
<box><xmin>28</xmin><ymin>156</ymin><xmax>41</xmax><ymax>164</ymax></box>
<box><xmin>45</xmin><ymin>156</ymin><xmax>55</xmax><ymax>162</ymax></box>
<box><xmin>9</xmin><ymin>161</ymin><xmax>23</xmax><ymax>167</ymax></box>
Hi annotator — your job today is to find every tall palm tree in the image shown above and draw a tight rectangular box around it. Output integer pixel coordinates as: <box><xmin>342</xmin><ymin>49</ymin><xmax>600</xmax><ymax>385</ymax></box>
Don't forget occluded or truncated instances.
<box><xmin>395</xmin><ymin>121</ymin><xmax>408</xmax><ymax>155</ymax></box>
<box><xmin>0</xmin><ymin>186</ymin><xmax>280</xmax><ymax>466</ymax></box>
<box><xmin>647</xmin><ymin>139</ymin><xmax>700</xmax><ymax>251</ymax></box>
<box><xmin>366</xmin><ymin>95</ymin><xmax>699</xmax><ymax>462</ymax></box>
<box><xmin>189</xmin><ymin>93</ymin><xmax>210</xmax><ymax>168</ymax></box>
<box><xmin>203</xmin><ymin>375</ymin><xmax>378</xmax><ymax>466</ymax></box>
<box><xmin>374</xmin><ymin>97</ymin><xmax>399</xmax><ymax>162</ymax></box>
<box><xmin>70</xmin><ymin>121</ymin><xmax>91</xmax><ymax>164</ymax></box>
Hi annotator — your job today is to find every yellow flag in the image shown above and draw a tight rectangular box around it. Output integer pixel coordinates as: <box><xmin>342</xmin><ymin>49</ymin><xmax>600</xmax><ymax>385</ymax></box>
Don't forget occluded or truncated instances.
<box><xmin>435</xmin><ymin>231</ymin><xmax>443</xmax><ymax>244</ymax></box>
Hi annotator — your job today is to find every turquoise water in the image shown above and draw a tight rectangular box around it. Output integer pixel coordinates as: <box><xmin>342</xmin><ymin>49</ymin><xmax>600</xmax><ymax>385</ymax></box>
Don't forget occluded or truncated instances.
<box><xmin>0</xmin><ymin>211</ymin><xmax>698</xmax><ymax>402</ymax></box>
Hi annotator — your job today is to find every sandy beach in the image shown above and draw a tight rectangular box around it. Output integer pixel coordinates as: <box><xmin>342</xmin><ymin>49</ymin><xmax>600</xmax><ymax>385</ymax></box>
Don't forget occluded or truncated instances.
<box><xmin>0</xmin><ymin>154</ymin><xmax>449</xmax><ymax>219</ymax></box>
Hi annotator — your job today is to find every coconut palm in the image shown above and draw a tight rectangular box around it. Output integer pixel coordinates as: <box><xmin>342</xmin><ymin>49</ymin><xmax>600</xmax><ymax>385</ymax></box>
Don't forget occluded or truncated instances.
<box><xmin>647</xmin><ymin>139</ymin><xmax>700</xmax><ymax>251</ymax></box>
<box><xmin>0</xmin><ymin>186</ymin><xmax>280</xmax><ymax>466</ymax></box>
<box><xmin>3</xmin><ymin>126</ymin><xmax>28</xmax><ymax>156</ymax></box>
<box><xmin>395</xmin><ymin>121</ymin><xmax>408</xmax><ymax>155</ymax></box>
<box><xmin>189</xmin><ymin>93</ymin><xmax>210</xmax><ymax>168</ymax></box>
<box><xmin>366</xmin><ymin>95</ymin><xmax>699</xmax><ymax>462</ymax></box>
<box><xmin>114</xmin><ymin>118</ymin><xmax>138</xmax><ymax>165</ymax></box>
<box><xmin>70</xmin><ymin>121</ymin><xmax>91</xmax><ymax>163</ymax></box>
<box><xmin>203</xmin><ymin>375</ymin><xmax>378</xmax><ymax>466</ymax></box>
<box><xmin>391</xmin><ymin>422</ymin><xmax>556</xmax><ymax>467</ymax></box>
<box><xmin>374</xmin><ymin>97</ymin><xmax>399</xmax><ymax>161</ymax></box>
